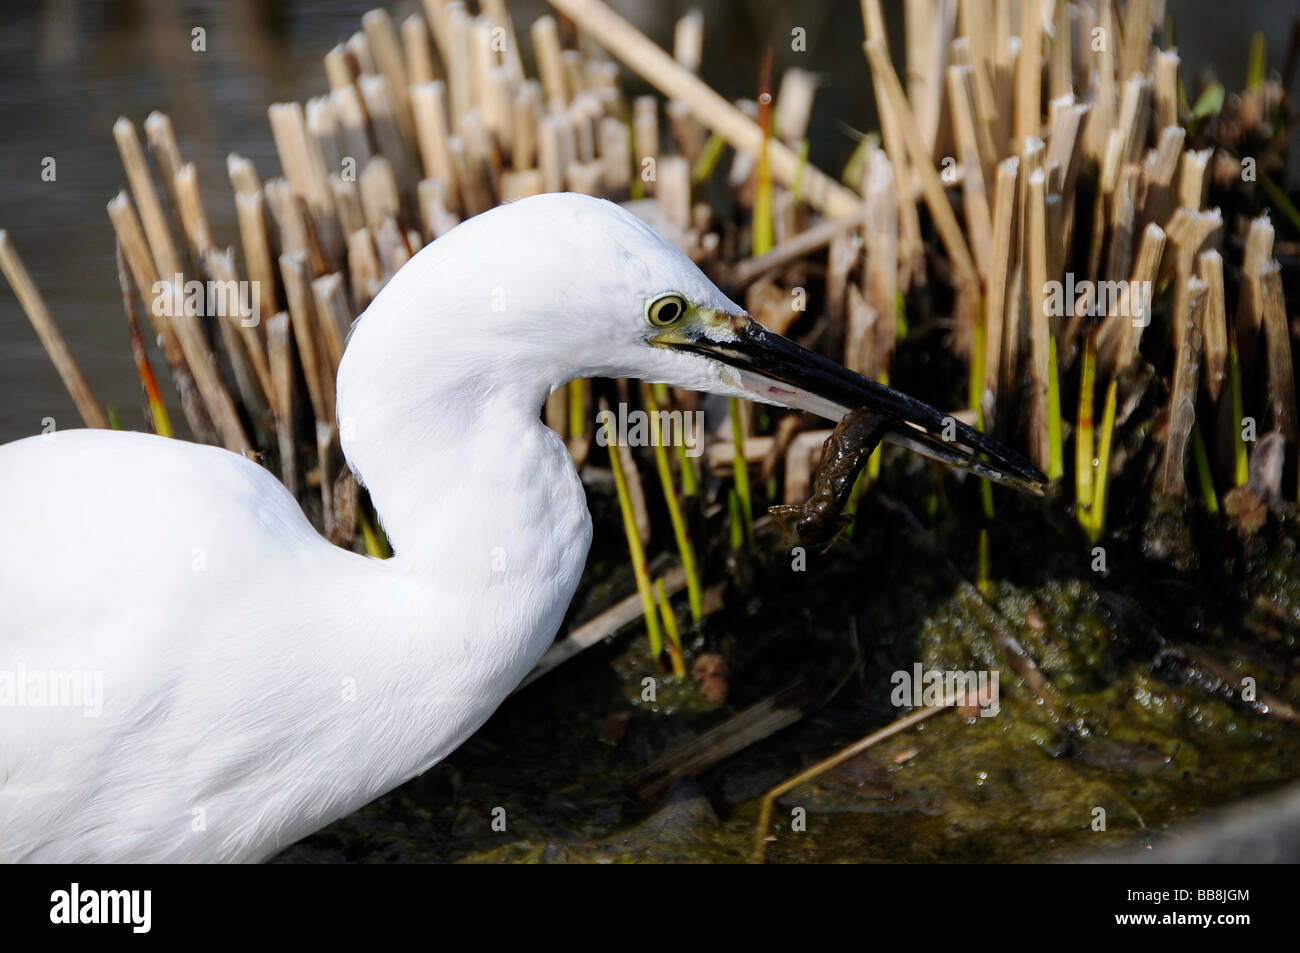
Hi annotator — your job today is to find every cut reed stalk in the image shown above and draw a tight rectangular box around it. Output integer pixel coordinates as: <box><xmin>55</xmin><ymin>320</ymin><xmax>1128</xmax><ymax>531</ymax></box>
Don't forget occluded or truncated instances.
<box><xmin>204</xmin><ymin>248</ymin><xmax>273</xmax><ymax>412</ymax></box>
<box><xmin>0</xmin><ymin>231</ymin><xmax>108</xmax><ymax>429</ymax></box>
<box><xmin>143</xmin><ymin>111</ymin><xmax>185</xmax><ymax>213</ymax></box>
<box><xmin>164</xmin><ymin>279</ymin><xmax>252</xmax><ymax>454</ymax></box>
<box><xmin>862</xmin><ymin>147</ymin><xmax>897</xmax><ymax>382</ymax></box>
<box><xmin>947</xmin><ymin>64</ymin><xmax>993</xmax><ymax>280</ymax></box>
<box><xmin>112</xmin><ymin>117</ymin><xmax>182</xmax><ymax>280</ymax></box>
<box><xmin>411</xmin><ymin>82</ymin><xmax>462</xmax><ymax>213</ymax></box>
<box><xmin>401</xmin><ymin>14</ymin><xmax>435</xmax><ymax>85</ymax></box>
<box><xmin>1026</xmin><ymin>168</ymin><xmax>1052</xmax><ymax>474</ymax></box>
<box><xmin>268</xmin><ymin>102</ymin><xmax>341</xmax><ymax>267</ymax></box>
<box><xmin>361</xmin><ymin>9</ymin><xmax>416</xmax><ymax>149</ymax></box>
<box><xmin>359</xmin><ymin>75</ymin><xmax>418</xmax><ymax>198</ymax></box>
<box><xmin>859</xmin><ymin>0</ymin><xmax>922</xmax><ymax>242</ymax></box>
<box><xmin>1014</xmin><ymin>0</ymin><xmax>1042</xmax><ymax>145</ymax></box>
<box><xmin>233</xmin><ymin>190</ymin><xmax>280</xmax><ymax>320</ymax></box>
<box><xmin>984</xmin><ymin>156</ymin><xmax>1018</xmax><ymax>407</ymax></box>
<box><xmin>172</xmin><ymin>162</ymin><xmax>215</xmax><ymax>263</ymax></box>
<box><xmin>265</xmin><ymin>311</ymin><xmax>297</xmax><ymax>495</ymax></box>
<box><xmin>1260</xmin><ymin>262</ymin><xmax>1297</xmax><ymax>443</ymax></box>
<box><xmin>531</xmin><ymin>15</ymin><xmax>568</xmax><ymax>109</ymax></box>
<box><xmin>1160</xmin><ymin>276</ymin><xmax>1208</xmax><ymax>497</ymax></box>
<box><xmin>1198</xmin><ymin>250</ymin><xmax>1227</xmax><ymax>403</ymax></box>
<box><xmin>106</xmin><ymin>189</ymin><xmax>217</xmax><ymax>443</ymax></box>
<box><xmin>279</xmin><ymin>252</ymin><xmax>332</xmax><ymax>427</ymax></box>
<box><xmin>548</xmin><ymin>0</ymin><xmax>862</xmax><ymax>218</ymax></box>
<box><xmin>863</xmin><ymin>37</ymin><xmax>977</xmax><ymax>286</ymax></box>
<box><xmin>310</xmin><ymin>273</ymin><xmax>351</xmax><ymax>374</ymax></box>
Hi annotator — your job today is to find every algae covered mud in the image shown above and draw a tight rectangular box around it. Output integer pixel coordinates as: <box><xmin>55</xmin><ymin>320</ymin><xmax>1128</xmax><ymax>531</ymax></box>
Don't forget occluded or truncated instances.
<box><xmin>278</xmin><ymin>467</ymin><xmax>1300</xmax><ymax>863</ymax></box>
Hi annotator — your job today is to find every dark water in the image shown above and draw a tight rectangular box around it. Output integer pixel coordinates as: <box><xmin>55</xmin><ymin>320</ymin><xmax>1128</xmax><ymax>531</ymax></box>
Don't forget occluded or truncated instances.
<box><xmin>0</xmin><ymin>0</ymin><xmax>1295</xmax><ymax>441</ymax></box>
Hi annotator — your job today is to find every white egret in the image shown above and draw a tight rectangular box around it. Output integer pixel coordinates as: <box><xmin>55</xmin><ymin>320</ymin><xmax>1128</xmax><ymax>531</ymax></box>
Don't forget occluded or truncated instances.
<box><xmin>0</xmin><ymin>193</ymin><xmax>1043</xmax><ymax>862</ymax></box>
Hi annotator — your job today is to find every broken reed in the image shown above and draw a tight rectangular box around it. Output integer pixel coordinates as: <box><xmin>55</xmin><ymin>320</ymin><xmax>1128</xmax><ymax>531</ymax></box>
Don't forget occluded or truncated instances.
<box><xmin>6</xmin><ymin>0</ymin><xmax>1299</xmax><ymax>670</ymax></box>
<box><xmin>851</xmin><ymin>0</ymin><xmax>1297</xmax><ymax>545</ymax></box>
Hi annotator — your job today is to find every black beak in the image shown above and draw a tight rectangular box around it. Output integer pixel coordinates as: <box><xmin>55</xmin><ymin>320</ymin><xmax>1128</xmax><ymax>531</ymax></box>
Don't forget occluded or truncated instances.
<box><xmin>674</xmin><ymin>320</ymin><xmax>1046</xmax><ymax>495</ymax></box>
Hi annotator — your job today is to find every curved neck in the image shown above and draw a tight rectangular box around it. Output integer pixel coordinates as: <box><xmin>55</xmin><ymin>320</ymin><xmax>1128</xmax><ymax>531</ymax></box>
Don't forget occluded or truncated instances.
<box><xmin>333</xmin><ymin>284</ymin><xmax>593</xmax><ymax>670</ymax></box>
<box><xmin>241</xmin><ymin>391</ymin><xmax>593</xmax><ymax>861</ymax></box>
<box><xmin>358</xmin><ymin>393</ymin><xmax>589</xmax><ymax>590</ymax></box>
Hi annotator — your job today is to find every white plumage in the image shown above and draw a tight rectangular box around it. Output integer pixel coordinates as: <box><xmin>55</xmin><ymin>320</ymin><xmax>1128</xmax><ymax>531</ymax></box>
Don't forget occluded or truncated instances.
<box><xmin>0</xmin><ymin>193</ymin><xmax>1040</xmax><ymax>862</ymax></box>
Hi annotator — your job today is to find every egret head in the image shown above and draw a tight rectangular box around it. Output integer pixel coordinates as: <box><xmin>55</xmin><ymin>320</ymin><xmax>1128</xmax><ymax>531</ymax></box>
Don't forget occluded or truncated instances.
<box><xmin>339</xmin><ymin>192</ymin><xmax>1043</xmax><ymax>494</ymax></box>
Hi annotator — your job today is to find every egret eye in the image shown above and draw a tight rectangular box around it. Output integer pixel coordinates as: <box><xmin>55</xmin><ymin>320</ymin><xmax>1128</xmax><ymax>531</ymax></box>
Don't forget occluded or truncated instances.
<box><xmin>647</xmin><ymin>293</ymin><xmax>687</xmax><ymax>327</ymax></box>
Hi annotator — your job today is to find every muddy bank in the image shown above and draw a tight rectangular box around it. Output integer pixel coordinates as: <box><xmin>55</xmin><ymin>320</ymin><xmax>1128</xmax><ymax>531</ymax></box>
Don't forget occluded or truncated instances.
<box><xmin>276</xmin><ymin>460</ymin><xmax>1300</xmax><ymax>863</ymax></box>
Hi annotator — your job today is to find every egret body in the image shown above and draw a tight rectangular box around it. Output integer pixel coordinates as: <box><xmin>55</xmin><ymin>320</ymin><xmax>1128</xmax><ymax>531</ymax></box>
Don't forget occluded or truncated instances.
<box><xmin>0</xmin><ymin>193</ymin><xmax>1041</xmax><ymax>862</ymax></box>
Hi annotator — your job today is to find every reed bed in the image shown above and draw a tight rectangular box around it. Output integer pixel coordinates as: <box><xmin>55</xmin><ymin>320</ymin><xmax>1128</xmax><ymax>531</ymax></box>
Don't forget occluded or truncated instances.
<box><xmin>5</xmin><ymin>0</ymin><xmax>1299</xmax><ymax>678</ymax></box>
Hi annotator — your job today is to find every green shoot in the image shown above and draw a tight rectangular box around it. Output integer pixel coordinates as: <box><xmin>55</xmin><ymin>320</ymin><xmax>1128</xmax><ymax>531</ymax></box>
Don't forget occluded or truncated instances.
<box><xmin>1247</xmin><ymin>32</ymin><xmax>1267</xmax><ymax>89</ymax></box>
<box><xmin>1081</xmin><ymin>377</ymin><xmax>1118</xmax><ymax>544</ymax></box>
<box><xmin>1229</xmin><ymin>333</ymin><xmax>1249</xmax><ymax>487</ymax></box>
<box><xmin>1260</xmin><ymin>172</ymin><xmax>1300</xmax><ymax>235</ymax></box>
<box><xmin>655</xmin><ymin>578</ymin><xmax>686</xmax><ymax>677</ymax></box>
<box><xmin>729</xmin><ymin>397</ymin><xmax>754</xmax><ymax>546</ymax></box>
<box><xmin>643</xmin><ymin>384</ymin><xmax>704</xmax><ymax>621</ymax></box>
<box><xmin>791</xmin><ymin>140</ymin><xmax>810</xmax><ymax>204</ymax></box>
<box><xmin>728</xmin><ymin>488</ymin><xmax>745</xmax><ymax>551</ymax></box>
<box><xmin>691</xmin><ymin>133</ymin><xmax>727</xmax><ymax>187</ymax></box>
<box><xmin>604</xmin><ymin>402</ymin><xmax>665</xmax><ymax>665</ymax></box>
<box><xmin>1047</xmin><ymin>337</ymin><xmax>1064</xmax><ymax>482</ymax></box>
<box><xmin>1075</xmin><ymin>330</ymin><xmax>1097</xmax><ymax>526</ymax></box>
<box><xmin>568</xmin><ymin>379</ymin><xmax>585</xmax><ymax>441</ymax></box>
<box><xmin>1191</xmin><ymin>420</ymin><xmax>1220</xmax><ymax>514</ymax></box>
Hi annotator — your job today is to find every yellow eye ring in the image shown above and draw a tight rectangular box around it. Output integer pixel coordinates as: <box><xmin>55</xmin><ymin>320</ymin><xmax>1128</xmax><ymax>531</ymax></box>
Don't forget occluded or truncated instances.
<box><xmin>647</xmin><ymin>293</ymin><xmax>687</xmax><ymax>327</ymax></box>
